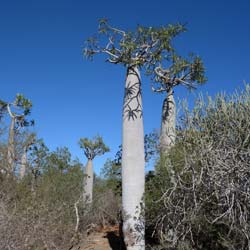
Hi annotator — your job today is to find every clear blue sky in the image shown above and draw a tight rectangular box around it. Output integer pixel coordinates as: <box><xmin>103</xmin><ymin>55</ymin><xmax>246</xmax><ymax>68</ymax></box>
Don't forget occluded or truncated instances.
<box><xmin>1</xmin><ymin>0</ymin><xmax>250</xmax><ymax>174</ymax></box>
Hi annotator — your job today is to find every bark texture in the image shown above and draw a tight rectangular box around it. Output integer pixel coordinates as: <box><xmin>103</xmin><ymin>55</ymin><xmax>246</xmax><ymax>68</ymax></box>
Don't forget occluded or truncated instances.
<box><xmin>83</xmin><ymin>159</ymin><xmax>93</xmax><ymax>204</ymax></box>
<box><xmin>7</xmin><ymin>116</ymin><xmax>15</xmax><ymax>173</ymax></box>
<box><xmin>19</xmin><ymin>148</ymin><xmax>27</xmax><ymax>179</ymax></box>
<box><xmin>160</xmin><ymin>89</ymin><xmax>176</xmax><ymax>156</ymax></box>
<box><xmin>122</xmin><ymin>66</ymin><xmax>145</xmax><ymax>250</ymax></box>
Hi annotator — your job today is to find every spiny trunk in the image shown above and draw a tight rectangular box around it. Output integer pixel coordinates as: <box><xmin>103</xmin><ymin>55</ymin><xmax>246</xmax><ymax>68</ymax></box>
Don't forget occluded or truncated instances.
<box><xmin>122</xmin><ymin>66</ymin><xmax>145</xmax><ymax>250</ymax></box>
<box><xmin>7</xmin><ymin>116</ymin><xmax>15</xmax><ymax>173</ymax></box>
<box><xmin>160</xmin><ymin>89</ymin><xmax>176</xmax><ymax>156</ymax></box>
<box><xmin>20</xmin><ymin>148</ymin><xmax>27</xmax><ymax>179</ymax></box>
<box><xmin>83</xmin><ymin>159</ymin><xmax>93</xmax><ymax>204</ymax></box>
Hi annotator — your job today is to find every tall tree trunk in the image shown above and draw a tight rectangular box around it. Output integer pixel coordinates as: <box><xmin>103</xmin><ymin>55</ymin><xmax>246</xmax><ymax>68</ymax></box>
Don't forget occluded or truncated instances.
<box><xmin>122</xmin><ymin>66</ymin><xmax>145</xmax><ymax>250</ymax></box>
<box><xmin>160</xmin><ymin>88</ymin><xmax>176</xmax><ymax>156</ymax></box>
<box><xmin>20</xmin><ymin>148</ymin><xmax>27</xmax><ymax>179</ymax></box>
<box><xmin>7</xmin><ymin>116</ymin><xmax>15</xmax><ymax>173</ymax></box>
<box><xmin>83</xmin><ymin>159</ymin><xmax>93</xmax><ymax>204</ymax></box>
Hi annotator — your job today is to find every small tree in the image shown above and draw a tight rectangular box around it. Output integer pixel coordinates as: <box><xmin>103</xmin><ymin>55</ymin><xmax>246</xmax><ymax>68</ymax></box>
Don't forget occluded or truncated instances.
<box><xmin>79</xmin><ymin>135</ymin><xmax>109</xmax><ymax>204</ymax></box>
<box><xmin>85</xmin><ymin>19</ymin><xmax>185</xmax><ymax>249</ymax></box>
<box><xmin>150</xmin><ymin>52</ymin><xmax>206</xmax><ymax>155</ymax></box>
<box><xmin>29</xmin><ymin>139</ymin><xmax>49</xmax><ymax>192</ymax></box>
<box><xmin>0</xmin><ymin>94</ymin><xmax>33</xmax><ymax>174</ymax></box>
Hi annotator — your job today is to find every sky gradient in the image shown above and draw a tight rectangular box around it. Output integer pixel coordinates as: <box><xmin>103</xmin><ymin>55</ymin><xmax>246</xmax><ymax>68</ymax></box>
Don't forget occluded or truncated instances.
<box><xmin>1</xmin><ymin>0</ymin><xmax>250</xmax><ymax>173</ymax></box>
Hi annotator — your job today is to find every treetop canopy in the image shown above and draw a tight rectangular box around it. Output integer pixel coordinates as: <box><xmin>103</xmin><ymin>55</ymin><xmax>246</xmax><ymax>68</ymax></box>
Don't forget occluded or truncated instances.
<box><xmin>79</xmin><ymin>135</ymin><xmax>110</xmax><ymax>160</ymax></box>
<box><xmin>84</xmin><ymin>19</ymin><xmax>207</xmax><ymax>92</ymax></box>
<box><xmin>84</xmin><ymin>19</ymin><xmax>186</xmax><ymax>67</ymax></box>
<box><xmin>0</xmin><ymin>94</ymin><xmax>34</xmax><ymax>127</ymax></box>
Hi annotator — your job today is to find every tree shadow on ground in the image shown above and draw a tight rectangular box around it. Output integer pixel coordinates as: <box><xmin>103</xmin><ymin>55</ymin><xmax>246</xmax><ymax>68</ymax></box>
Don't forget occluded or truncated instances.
<box><xmin>105</xmin><ymin>231</ymin><xmax>126</xmax><ymax>250</ymax></box>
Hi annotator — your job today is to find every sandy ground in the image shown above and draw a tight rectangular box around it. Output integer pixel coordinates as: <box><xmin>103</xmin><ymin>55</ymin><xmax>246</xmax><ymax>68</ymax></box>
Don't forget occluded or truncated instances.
<box><xmin>72</xmin><ymin>226</ymin><xmax>126</xmax><ymax>250</ymax></box>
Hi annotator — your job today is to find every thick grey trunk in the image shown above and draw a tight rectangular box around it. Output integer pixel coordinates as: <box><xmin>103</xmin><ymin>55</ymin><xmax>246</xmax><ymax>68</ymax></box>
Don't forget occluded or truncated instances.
<box><xmin>122</xmin><ymin>66</ymin><xmax>145</xmax><ymax>250</ymax></box>
<box><xmin>83</xmin><ymin>159</ymin><xmax>93</xmax><ymax>204</ymax></box>
<box><xmin>20</xmin><ymin>148</ymin><xmax>27</xmax><ymax>179</ymax></box>
<box><xmin>160</xmin><ymin>89</ymin><xmax>176</xmax><ymax>156</ymax></box>
<box><xmin>7</xmin><ymin>116</ymin><xmax>15</xmax><ymax>173</ymax></box>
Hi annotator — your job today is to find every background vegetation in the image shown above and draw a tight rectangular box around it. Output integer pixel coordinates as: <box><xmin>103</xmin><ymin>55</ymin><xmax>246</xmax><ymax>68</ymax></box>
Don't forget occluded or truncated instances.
<box><xmin>0</xmin><ymin>85</ymin><xmax>249</xmax><ymax>249</ymax></box>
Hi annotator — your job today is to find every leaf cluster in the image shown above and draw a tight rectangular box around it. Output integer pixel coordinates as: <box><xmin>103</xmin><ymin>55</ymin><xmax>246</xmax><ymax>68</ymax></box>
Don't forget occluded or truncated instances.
<box><xmin>84</xmin><ymin>20</ymin><xmax>207</xmax><ymax>94</ymax></box>
<box><xmin>14</xmin><ymin>93</ymin><xmax>32</xmax><ymax>111</ymax></box>
<box><xmin>0</xmin><ymin>94</ymin><xmax>34</xmax><ymax>128</ymax></box>
<box><xmin>151</xmin><ymin>53</ymin><xmax>207</xmax><ymax>94</ymax></box>
<box><xmin>79</xmin><ymin>135</ymin><xmax>110</xmax><ymax>160</ymax></box>
<box><xmin>100</xmin><ymin>158</ymin><xmax>122</xmax><ymax>196</ymax></box>
<box><xmin>0</xmin><ymin>100</ymin><xmax>7</xmax><ymax>120</ymax></box>
<box><xmin>84</xmin><ymin>19</ymin><xmax>186</xmax><ymax>67</ymax></box>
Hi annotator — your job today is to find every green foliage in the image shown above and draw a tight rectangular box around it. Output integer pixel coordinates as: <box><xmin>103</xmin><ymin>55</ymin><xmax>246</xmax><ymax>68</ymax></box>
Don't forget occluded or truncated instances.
<box><xmin>28</xmin><ymin>138</ymin><xmax>49</xmax><ymax>174</ymax></box>
<box><xmin>100</xmin><ymin>158</ymin><xmax>122</xmax><ymax>196</ymax></box>
<box><xmin>46</xmin><ymin>147</ymin><xmax>72</xmax><ymax>171</ymax></box>
<box><xmin>144</xmin><ymin>130</ymin><xmax>159</xmax><ymax>162</ymax></box>
<box><xmin>151</xmin><ymin>52</ymin><xmax>206</xmax><ymax>95</ymax></box>
<box><xmin>85</xmin><ymin>19</ymin><xmax>206</xmax><ymax>100</ymax></box>
<box><xmin>84</xmin><ymin>19</ymin><xmax>186</xmax><ymax>67</ymax></box>
<box><xmin>0</xmin><ymin>94</ymin><xmax>34</xmax><ymax>127</ymax></box>
<box><xmin>36</xmin><ymin>160</ymin><xmax>83</xmax><ymax>207</ymax></box>
<box><xmin>0</xmin><ymin>100</ymin><xmax>7</xmax><ymax>120</ymax></box>
<box><xmin>14</xmin><ymin>93</ymin><xmax>32</xmax><ymax>110</ymax></box>
<box><xmin>79</xmin><ymin>135</ymin><xmax>109</xmax><ymax>160</ymax></box>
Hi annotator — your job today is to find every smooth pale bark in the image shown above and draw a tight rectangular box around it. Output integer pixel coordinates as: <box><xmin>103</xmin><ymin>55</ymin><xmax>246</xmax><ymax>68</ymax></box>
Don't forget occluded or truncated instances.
<box><xmin>83</xmin><ymin>159</ymin><xmax>93</xmax><ymax>204</ymax></box>
<box><xmin>160</xmin><ymin>89</ymin><xmax>176</xmax><ymax>156</ymax></box>
<box><xmin>20</xmin><ymin>148</ymin><xmax>27</xmax><ymax>179</ymax></box>
<box><xmin>7</xmin><ymin>116</ymin><xmax>15</xmax><ymax>173</ymax></box>
<box><xmin>122</xmin><ymin>66</ymin><xmax>145</xmax><ymax>250</ymax></box>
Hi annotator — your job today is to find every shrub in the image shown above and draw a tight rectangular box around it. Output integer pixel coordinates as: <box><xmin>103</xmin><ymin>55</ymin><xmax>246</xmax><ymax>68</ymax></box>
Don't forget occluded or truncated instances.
<box><xmin>0</xmin><ymin>153</ymin><xmax>85</xmax><ymax>250</ymax></box>
<box><xmin>146</xmin><ymin>85</ymin><xmax>250</xmax><ymax>250</ymax></box>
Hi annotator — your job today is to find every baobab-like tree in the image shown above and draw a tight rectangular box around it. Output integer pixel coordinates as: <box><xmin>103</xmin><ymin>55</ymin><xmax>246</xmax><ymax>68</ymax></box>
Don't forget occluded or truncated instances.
<box><xmin>19</xmin><ymin>132</ymin><xmax>36</xmax><ymax>179</ymax></box>
<box><xmin>0</xmin><ymin>94</ymin><xmax>33</xmax><ymax>174</ymax></box>
<box><xmin>79</xmin><ymin>135</ymin><xmax>109</xmax><ymax>204</ymax></box>
<box><xmin>85</xmin><ymin>19</ymin><xmax>185</xmax><ymax>250</ymax></box>
<box><xmin>150</xmin><ymin>53</ymin><xmax>206</xmax><ymax>156</ymax></box>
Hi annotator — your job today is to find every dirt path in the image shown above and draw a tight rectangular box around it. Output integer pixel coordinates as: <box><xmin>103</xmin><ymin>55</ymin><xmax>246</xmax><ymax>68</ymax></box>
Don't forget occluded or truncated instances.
<box><xmin>73</xmin><ymin>226</ymin><xmax>125</xmax><ymax>250</ymax></box>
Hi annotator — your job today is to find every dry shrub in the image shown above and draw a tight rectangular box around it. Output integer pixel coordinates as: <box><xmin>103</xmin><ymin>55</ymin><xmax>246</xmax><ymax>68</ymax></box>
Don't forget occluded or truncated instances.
<box><xmin>0</xmin><ymin>153</ymin><xmax>121</xmax><ymax>250</ymax></box>
<box><xmin>147</xmin><ymin>85</ymin><xmax>250</xmax><ymax>250</ymax></box>
<box><xmin>91</xmin><ymin>189</ymin><xmax>121</xmax><ymax>228</ymax></box>
<box><xmin>0</xmin><ymin>166</ymin><xmax>85</xmax><ymax>250</ymax></box>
